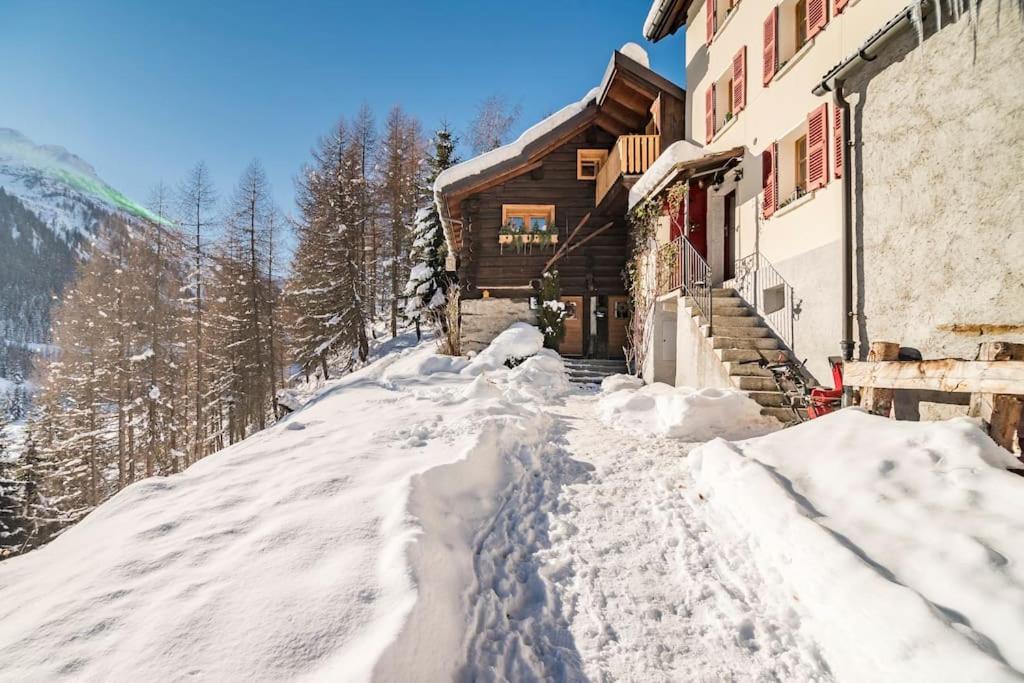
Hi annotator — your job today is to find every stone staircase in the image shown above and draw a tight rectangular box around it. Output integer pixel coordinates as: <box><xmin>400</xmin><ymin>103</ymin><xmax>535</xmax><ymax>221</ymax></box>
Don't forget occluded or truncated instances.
<box><xmin>562</xmin><ymin>357</ymin><xmax>629</xmax><ymax>387</ymax></box>
<box><xmin>684</xmin><ymin>288</ymin><xmax>799</xmax><ymax>424</ymax></box>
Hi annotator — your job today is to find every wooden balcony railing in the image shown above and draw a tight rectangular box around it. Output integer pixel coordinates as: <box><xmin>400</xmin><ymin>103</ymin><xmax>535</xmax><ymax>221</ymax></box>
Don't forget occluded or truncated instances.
<box><xmin>595</xmin><ymin>134</ymin><xmax>661</xmax><ymax>205</ymax></box>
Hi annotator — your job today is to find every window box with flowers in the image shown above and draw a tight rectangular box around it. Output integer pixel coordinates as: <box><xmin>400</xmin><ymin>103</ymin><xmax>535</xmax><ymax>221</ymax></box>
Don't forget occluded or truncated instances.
<box><xmin>499</xmin><ymin>205</ymin><xmax>558</xmax><ymax>254</ymax></box>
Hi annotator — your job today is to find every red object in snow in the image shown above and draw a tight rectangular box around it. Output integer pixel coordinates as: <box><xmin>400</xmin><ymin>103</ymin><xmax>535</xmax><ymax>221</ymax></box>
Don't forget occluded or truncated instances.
<box><xmin>808</xmin><ymin>357</ymin><xmax>844</xmax><ymax>419</ymax></box>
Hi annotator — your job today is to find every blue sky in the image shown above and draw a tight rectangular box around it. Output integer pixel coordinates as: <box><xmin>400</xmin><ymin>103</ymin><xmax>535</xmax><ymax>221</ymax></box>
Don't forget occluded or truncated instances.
<box><xmin>2</xmin><ymin>0</ymin><xmax>685</xmax><ymax>215</ymax></box>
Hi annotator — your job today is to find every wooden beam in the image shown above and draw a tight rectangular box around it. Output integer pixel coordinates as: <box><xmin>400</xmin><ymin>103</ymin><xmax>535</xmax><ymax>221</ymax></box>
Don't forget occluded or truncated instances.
<box><xmin>594</xmin><ymin>114</ymin><xmax>630</xmax><ymax>137</ymax></box>
<box><xmin>544</xmin><ymin>212</ymin><xmax>592</xmax><ymax>271</ymax></box>
<box><xmin>545</xmin><ymin>221</ymin><xmax>616</xmax><ymax>269</ymax></box>
<box><xmin>844</xmin><ymin>359</ymin><xmax>1024</xmax><ymax>394</ymax></box>
<box><xmin>861</xmin><ymin>342</ymin><xmax>900</xmax><ymax>416</ymax></box>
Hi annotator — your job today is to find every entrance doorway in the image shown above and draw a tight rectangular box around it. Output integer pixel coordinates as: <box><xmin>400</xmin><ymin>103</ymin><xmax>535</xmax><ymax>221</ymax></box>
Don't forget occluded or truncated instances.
<box><xmin>723</xmin><ymin>190</ymin><xmax>737</xmax><ymax>281</ymax></box>
<box><xmin>687</xmin><ymin>183</ymin><xmax>708</xmax><ymax>259</ymax></box>
<box><xmin>560</xmin><ymin>295</ymin><xmax>583</xmax><ymax>356</ymax></box>
<box><xmin>607</xmin><ymin>296</ymin><xmax>628</xmax><ymax>359</ymax></box>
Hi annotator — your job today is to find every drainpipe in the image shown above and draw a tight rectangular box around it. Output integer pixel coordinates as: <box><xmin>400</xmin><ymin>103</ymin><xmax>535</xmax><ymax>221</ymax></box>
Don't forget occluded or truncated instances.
<box><xmin>834</xmin><ymin>80</ymin><xmax>855</xmax><ymax>368</ymax></box>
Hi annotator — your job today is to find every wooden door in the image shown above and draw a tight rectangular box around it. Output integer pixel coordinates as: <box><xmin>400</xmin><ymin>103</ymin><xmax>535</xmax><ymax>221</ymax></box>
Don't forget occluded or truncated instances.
<box><xmin>607</xmin><ymin>296</ymin><xmax>628</xmax><ymax>359</ymax></box>
<box><xmin>560</xmin><ymin>296</ymin><xmax>583</xmax><ymax>356</ymax></box>
<box><xmin>687</xmin><ymin>184</ymin><xmax>708</xmax><ymax>259</ymax></box>
<box><xmin>723</xmin><ymin>191</ymin><xmax>736</xmax><ymax>281</ymax></box>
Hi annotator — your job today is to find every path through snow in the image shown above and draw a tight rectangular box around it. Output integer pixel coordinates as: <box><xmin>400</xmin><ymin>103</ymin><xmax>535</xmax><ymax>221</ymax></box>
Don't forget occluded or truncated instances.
<box><xmin>537</xmin><ymin>391</ymin><xmax>832</xmax><ymax>682</ymax></box>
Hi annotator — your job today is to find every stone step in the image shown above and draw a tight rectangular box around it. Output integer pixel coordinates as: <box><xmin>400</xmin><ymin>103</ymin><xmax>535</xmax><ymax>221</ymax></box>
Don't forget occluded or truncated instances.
<box><xmin>715</xmin><ymin>348</ymin><xmax>793</xmax><ymax>363</ymax></box>
<box><xmin>724</xmin><ymin>361</ymin><xmax>774</xmax><ymax>377</ymax></box>
<box><xmin>686</xmin><ymin>295</ymin><xmax>747</xmax><ymax>309</ymax></box>
<box><xmin>713</xmin><ymin>336</ymin><xmax>781</xmax><ymax>351</ymax></box>
<box><xmin>697</xmin><ymin>314</ymin><xmax>760</xmax><ymax>327</ymax></box>
<box><xmin>746</xmin><ymin>390</ymin><xmax>787</xmax><ymax>407</ymax></box>
<box><xmin>732</xmin><ymin>375</ymin><xmax>779</xmax><ymax>391</ymax></box>
<box><xmin>704</xmin><ymin>325</ymin><xmax>773</xmax><ymax>339</ymax></box>
<box><xmin>761</xmin><ymin>406</ymin><xmax>801</xmax><ymax>423</ymax></box>
<box><xmin>712</xmin><ymin>288</ymin><xmax>738</xmax><ymax>297</ymax></box>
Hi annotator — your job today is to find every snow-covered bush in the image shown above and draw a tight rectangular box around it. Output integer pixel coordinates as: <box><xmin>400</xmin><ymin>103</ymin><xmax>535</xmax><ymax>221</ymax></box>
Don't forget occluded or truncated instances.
<box><xmin>536</xmin><ymin>270</ymin><xmax>567</xmax><ymax>350</ymax></box>
<box><xmin>463</xmin><ymin>323</ymin><xmax>544</xmax><ymax>376</ymax></box>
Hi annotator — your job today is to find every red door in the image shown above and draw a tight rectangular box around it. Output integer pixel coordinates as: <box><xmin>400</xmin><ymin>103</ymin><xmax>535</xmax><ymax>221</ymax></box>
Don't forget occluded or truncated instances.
<box><xmin>687</xmin><ymin>184</ymin><xmax>708</xmax><ymax>259</ymax></box>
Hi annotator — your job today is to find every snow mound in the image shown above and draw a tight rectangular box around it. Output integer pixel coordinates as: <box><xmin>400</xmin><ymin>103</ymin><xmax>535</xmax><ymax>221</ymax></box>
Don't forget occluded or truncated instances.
<box><xmin>598</xmin><ymin>382</ymin><xmax>779</xmax><ymax>441</ymax></box>
<box><xmin>619</xmin><ymin>42</ymin><xmax>650</xmax><ymax>68</ymax></box>
<box><xmin>689</xmin><ymin>409</ymin><xmax>1024</xmax><ymax>680</ymax></box>
<box><xmin>600</xmin><ymin>373</ymin><xmax>644</xmax><ymax>394</ymax></box>
<box><xmin>463</xmin><ymin>322</ymin><xmax>545</xmax><ymax>376</ymax></box>
<box><xmin>382</xmin><ymin>345</ymin><xmax>468</xmax><ymax>382</ymax></box>
<box><xmin>505</xmin><ymin>351</ymin><xmax>571</xmax><ymax>402</ymax></box>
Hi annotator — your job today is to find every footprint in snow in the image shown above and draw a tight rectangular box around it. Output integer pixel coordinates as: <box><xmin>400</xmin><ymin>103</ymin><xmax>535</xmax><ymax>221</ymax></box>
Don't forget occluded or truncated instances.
<box><xmin>285</xmin><ymin>421</ymin><xmax>306</xmax><ymax>431</ymax></box>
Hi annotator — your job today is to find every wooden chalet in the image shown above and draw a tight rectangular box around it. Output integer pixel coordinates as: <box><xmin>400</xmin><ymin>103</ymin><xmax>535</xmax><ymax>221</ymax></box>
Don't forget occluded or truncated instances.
<box><xmin>435</xmin><ymin>48</ymin><xmax>685</xmax><ymax>358</ymax></box>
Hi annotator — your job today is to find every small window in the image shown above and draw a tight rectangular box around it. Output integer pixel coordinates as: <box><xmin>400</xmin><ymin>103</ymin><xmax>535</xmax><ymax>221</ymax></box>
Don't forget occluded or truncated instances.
<box><xmin>795</xmin><ymin>0</ymin><xmax>808</xmax><ymax>49</ymax></box>
<box><xmin>795</xmin><ymin>135</ymin><xmax>808</xmax><ymax>191</ymax></box>
<box><xmin>564</xmin><ymin>301</ymin><xmax>578</xmax><ymax>320</ymax></box>
<box><xmin>614</xmin><ymin>300</ymin><xmax>629</xmax><ymax>320</ymax></box>
<box><xmin>577</xmin><ymin>149</ymin><xmax>609</xmax><ymax>180</ymax></box>
<box><xmin>502</xmin><ymin>204</ymin><xmax>555</xmax><ymax>233</ymax></box>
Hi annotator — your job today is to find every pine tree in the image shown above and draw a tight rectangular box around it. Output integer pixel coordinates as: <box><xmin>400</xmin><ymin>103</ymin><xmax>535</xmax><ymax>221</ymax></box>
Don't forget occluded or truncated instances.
<box><xmin>404</xmin><ymin>125</ymin><xmax>458</xmax><ymax>338</ymax></box>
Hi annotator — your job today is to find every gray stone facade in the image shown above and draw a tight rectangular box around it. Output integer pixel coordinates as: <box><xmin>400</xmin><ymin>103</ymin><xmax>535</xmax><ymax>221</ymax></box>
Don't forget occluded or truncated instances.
<box><xmin>847</xmin><ymin>3</ymin><xmax>1024</xmax><ymax>362</ymax></box>
<box><xmin>460</xmin><ymin>298</ymin><xmax>537</xmax><ymax>353</ymax></box>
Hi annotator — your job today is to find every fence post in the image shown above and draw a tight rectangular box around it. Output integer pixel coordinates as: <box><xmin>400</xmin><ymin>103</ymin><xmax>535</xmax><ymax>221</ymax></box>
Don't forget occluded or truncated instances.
<box><xmin>969</xmin><ymin>342</ymin><xmax>1024</xmax><ymax>453</ymax></box>
<box><xmin>861</xmin><ymin>341</ymin><xmax>900</xmax><ymax>416</ymax></box>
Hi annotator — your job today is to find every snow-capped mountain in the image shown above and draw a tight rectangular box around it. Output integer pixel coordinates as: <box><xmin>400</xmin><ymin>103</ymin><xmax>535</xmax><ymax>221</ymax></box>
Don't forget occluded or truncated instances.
<box><xmin>0</xmin><ymin>127</ymin><xmax>160</xmax><ymax>241</ymax></box>
<box><xmin>0</xmin><ymin>128</ymin><xmax>158</xmax><ymax>415</ymax></box>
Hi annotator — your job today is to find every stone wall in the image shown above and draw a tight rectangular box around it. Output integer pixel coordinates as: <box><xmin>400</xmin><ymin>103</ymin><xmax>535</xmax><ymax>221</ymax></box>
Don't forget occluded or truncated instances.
<box><xmin>460</xmin><ymin>298</ymin><xmax>537</xmax><ymax>353</ymax></box>
<box><xmin>848</xmin><ymin>2</ymin><xmax>1024</xmax><ymax>362</ymax></box>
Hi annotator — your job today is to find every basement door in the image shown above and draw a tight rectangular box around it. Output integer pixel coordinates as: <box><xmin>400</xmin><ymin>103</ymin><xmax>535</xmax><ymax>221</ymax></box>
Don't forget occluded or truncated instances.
<box><xmin>560</xmin><ymin>296</ymin><xmax>583</xmax><ymax>356</ymax></box>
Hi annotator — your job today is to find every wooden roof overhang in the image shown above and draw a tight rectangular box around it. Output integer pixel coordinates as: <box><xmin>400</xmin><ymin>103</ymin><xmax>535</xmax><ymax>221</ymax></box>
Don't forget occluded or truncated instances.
<box><xmin>641</xmin><ymin>146</ymin><xmax>746</xmax><ymax>204</ymax></box>
<box><xmin>644</xmin><ymin>0</ymin><xmax>695</xmax><ymax>42</ymax></box>
<box><xmin>594</xmin><ymin>51</ymin><xmax>685</xmax><ymax>137</ymax></box>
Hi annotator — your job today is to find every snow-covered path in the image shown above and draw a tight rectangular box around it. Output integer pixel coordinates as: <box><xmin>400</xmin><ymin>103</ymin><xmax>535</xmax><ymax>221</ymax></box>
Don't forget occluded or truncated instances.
<box><xmin>540</xmin><ymin>391</ymin><xmax>831</xmax><ymax>682</ymax></box>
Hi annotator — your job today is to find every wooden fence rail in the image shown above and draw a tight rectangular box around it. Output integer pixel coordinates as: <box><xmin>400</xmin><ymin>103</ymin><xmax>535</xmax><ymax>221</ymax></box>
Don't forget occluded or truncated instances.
<box><xmin>845</xmin><ymin>341</ymin><xmax>1024</xmax><ymax>454</ymax></box>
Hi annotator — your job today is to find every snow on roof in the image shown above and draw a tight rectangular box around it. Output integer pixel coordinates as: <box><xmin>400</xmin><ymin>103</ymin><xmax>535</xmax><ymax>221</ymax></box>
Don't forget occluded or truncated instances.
<box><xmin>628</xmin><ymin>139</ymin><xmax>703</xmax><ymax>209</ymax></box>
<box><xmin>643</xmin><ymin>0</ymin><xmax>671</xmax><ymax>39</ymax></box>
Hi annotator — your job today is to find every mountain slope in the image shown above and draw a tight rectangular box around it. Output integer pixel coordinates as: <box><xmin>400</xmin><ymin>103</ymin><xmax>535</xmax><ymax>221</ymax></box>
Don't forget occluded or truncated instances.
<box><xmin>0</xmin><ymin>128</ymin><xmax>159</xmax><ymax>413</ymax></box>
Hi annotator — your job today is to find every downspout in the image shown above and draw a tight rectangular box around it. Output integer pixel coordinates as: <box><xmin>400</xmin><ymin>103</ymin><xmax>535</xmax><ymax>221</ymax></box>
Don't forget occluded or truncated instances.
<box><xmin>834</xmin><ymin>80</ymin><xmax>855</xmax><ymax>366</ymax></box>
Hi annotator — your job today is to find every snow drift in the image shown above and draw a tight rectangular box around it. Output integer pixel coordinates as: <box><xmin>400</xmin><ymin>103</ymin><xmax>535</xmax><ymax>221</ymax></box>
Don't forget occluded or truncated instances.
<box><xmin>689</xmin><ymin>409</ymin><xmax>1024</xmax><ymax>681</ymax></box>
<box><xmin>598</xmin><ymin>379</ymin><xmax>779</xmax><ymax>441</ymax></box>
<box><xmin>0</xmin><ymin>328</ymin><xmax>567</xmax><ymax>681</ymax></box>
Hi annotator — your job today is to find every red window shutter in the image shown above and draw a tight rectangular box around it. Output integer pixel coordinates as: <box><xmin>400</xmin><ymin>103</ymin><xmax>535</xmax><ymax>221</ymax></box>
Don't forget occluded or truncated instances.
<box><xmin>732</xmin><ymin>46</ymin><xmax>746</xmax><ymax>113</ymax></box>
<box><xmin>705</xmin><ymin>85</ymin><xmax>716</xmax><ymax>143</ymax></box>
<box><xmin>762</xmin><ymin>143</ymin><xmax>777</xmax><ymax>218</ymax></box>
<box><xmin>833</xmin><ymin>105</ymin><xmax>843</xmax><ymax>179</ymax></box>
<box><xmin>807</xmin><ymin>104</ymin><xmax>829</xmax><ymax>190</ymax></box>
<box><xmin>808</xmin><ymin>0</ymin><xmax>828</xmax><ymax>39</ymax></box>
<box><xmin>835</xmin><ymin>0</ymin><xmax>850</xmax><ymax>15</ymax></box>
<box><xmin>763</xmin><ymin>8</ymin><xmax>778</xmax><ymax>86</ymax></box>
<box><xmin>706</xmin><ymin>0</ymin><xmax>716</xmax><ymax>44</ymax></box>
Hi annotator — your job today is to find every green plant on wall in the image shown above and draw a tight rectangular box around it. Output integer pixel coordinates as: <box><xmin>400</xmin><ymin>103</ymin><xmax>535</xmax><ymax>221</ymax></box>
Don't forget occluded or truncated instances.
<box><xmin>536</xmin><ymin>270</ymin><xmax>568</xmax><ymax>349</ymax></box>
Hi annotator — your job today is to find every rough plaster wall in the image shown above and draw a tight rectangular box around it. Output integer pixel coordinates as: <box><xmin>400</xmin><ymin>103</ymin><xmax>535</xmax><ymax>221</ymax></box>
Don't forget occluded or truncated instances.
<box><xmin>850</xmin><ymin>2</ymin><xmax>1024</xmax><ymax>361</ymax></box>
<box><xmin>460</xmin><ymin>299</ymin><xmax>536</xmax><ymax>353</ymax></box>
<box><xmin>774</xmin><ymin>241</ymin><xmax>844</xmax><ymax>384</ymax></box>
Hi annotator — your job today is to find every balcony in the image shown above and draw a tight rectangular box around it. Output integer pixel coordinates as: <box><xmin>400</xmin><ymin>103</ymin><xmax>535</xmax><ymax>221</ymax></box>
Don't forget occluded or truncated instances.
<box><xmin>595</xmin><ymin>134</ymin><xmax>661</xmax><ymax>206</ymax></box>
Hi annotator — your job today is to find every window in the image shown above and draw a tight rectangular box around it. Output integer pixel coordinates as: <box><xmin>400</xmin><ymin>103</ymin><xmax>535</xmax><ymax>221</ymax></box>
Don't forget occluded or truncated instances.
<box><xmin>613</xmin><ymin>300</ymin><xmax>629</xmax><ymax>320</ymax></box>
<box><xmin>577</xmin><ymin>150</ymin><xmax>608</xmax><ymax>180</ymax></box>
<box><xmin>502</xmin><ymin>204</ymin><xmax>555</xmax><ymax>233</ymax></box>
<box><xmin>564</xmin><ymin>300</ymin><xmax>578</xmax><ymax>320</ymax></box>
<box><xmin>766</xmin><ymin>0</ymin><xmax>827</xmax><ymax>83</ymax></box>
<box><xmin>707</xmin><ymin>0</ymin><xmax>742</xmax><ymax>43</ymax></box>
<box><xmin>707</xmin><ymin>46</ymin><xmax>746</xmax><ymax>142</ymax></box>
<box><xmin>795</xmin><ymin>135</ymin><xmax>808</xmax><ymax>192</ymax></box>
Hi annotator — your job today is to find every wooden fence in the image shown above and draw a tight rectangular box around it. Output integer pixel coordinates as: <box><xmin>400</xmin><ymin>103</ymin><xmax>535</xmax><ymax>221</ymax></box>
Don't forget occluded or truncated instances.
<box><xmin>844</xmin><ymin>341</ymin><xmax>1024</xmax><ymax>454</ymax></box>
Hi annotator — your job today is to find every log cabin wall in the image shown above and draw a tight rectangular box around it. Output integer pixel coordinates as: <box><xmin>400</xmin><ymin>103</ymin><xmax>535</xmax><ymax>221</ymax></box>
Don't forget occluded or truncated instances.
<box><xmin>459</xmin><ymin>125</ymin><xmax>629</xmax><ymax>300</ymax></box>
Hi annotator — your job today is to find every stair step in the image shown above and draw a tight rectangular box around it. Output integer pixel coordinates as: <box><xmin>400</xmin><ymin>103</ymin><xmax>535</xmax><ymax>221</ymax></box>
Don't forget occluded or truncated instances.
<box><xmin>686</xmin><ymin>295</ymin><xmax>747</xmax><ymax>308</ymax></box>
<box><xmin>711</xmin><ymin>288</ymin><xmax>738</xmax><ymax>297</ymax></box>
<box><xmin>724</xmin><ymin>361</ymin><xmax>774</xmax><ymax>377</ymax></box>
<box><xmin>733</xmin><ymin>376</ymin><xmax>779</xmax><ymax>391</ymax></box>
<box><xmin>715</xmin><ymin>348</ymin><xmax>792</xmax><ymax>363</ymax></box>
<box><xmin>746</xmin><ymin>390</ymin><xmax>787</xmax><ymax>407</ymax></box>
<box><xmin>698</xmin><ymin>314</ymin><xmax>759</xmax><ymax>327</ymax></box>
<box><xmin>713</xmin><ymin>337</ymin><xmax>781</xmax><ymax>351</ymax></box>
<box><xmin>761</xmin><ymin>406</ymin><xmax>801</xmax><ymax>423</ymax></box>
<box><xmin>705</xmin><ymin>325</ymin><xmax>772</xmax><ymax>338</ymax></box>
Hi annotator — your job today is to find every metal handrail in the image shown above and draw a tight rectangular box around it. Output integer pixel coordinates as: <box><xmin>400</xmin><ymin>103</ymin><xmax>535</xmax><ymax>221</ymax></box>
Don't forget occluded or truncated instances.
<box><xmin>732</xmin><ymin>253</ymin><xmax>794</xmax><ymax>350</ymax></box>
<box><xmin>659</xmin><ymin>234</ymin><xmax>713</xmax><ymax>334</ymax></box>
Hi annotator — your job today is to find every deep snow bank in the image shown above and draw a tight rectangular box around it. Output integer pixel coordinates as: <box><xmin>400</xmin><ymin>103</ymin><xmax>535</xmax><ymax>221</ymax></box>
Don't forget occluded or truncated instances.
<box><xmin>598</xmin><ymin>379</ymin><xmax>779</xmax><ymax>441</ymax></box>
<box><xmin>0</xmin><ymin>329</ymin><xmax>569</xmax><ymax>681</ymax></box>
<box><xmin>689</xmin><ymin>409</ymin><xmax>1024</xmax><ymax>681</ymax></box>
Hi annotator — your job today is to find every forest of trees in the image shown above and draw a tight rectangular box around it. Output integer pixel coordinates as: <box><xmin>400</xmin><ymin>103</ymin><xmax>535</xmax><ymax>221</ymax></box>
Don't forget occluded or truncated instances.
<box><xmin>1</xmin><ymin>97</ymin><xmax>517</xmax><ymax>558</ymax></box>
